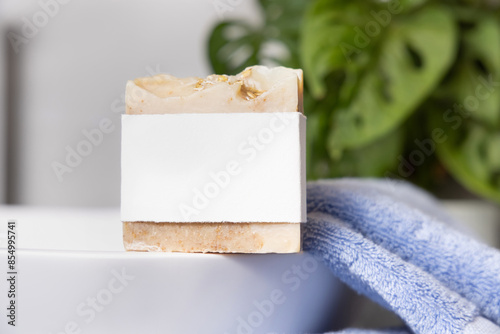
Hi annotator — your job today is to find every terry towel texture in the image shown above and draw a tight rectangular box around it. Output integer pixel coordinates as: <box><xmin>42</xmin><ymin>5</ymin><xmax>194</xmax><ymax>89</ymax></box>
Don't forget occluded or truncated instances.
<box><xmin>303</xmin><ymin>179</ymin><xmax>500</xmax><ymax>334</ymax></box>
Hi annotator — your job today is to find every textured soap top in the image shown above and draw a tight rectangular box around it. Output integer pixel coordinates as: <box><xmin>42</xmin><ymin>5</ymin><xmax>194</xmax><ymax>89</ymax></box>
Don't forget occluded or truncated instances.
<box><xmin>125</xmin><ymin>66</ymin><xmax>303</xmax><ymax>114</ymax></box>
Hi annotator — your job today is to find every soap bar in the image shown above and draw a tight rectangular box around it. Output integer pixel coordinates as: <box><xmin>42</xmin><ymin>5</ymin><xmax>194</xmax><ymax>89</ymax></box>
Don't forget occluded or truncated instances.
<box><xmin>122</xmin><ymin>66</ymin><xmax>306</xmax><ymax>253</ymax></box>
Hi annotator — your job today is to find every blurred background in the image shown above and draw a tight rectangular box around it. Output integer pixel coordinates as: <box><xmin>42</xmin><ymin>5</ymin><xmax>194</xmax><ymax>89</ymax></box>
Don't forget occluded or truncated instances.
<box><xmin>0</xmin><ymin>0</ymin><xmax>261</xmax><ymax>207</ymax></box>
<box><xmin>2</xmin><ymin>0</ymin><xmax>498</xmax><ymax>240</ymax></box>
<box><xmin>0</xmin><ymin>0</ymin><xmax>499</xmax><ymax>330</ymax></box>
<box><xmin>0</xmin><ymin>0</ymin><xmax>499</xmax><ymax>236</ymax></box>
<box><xmin>1</xmin><ymin>0</ymin><xmax>500</xmax><ymax>203</ymax></box>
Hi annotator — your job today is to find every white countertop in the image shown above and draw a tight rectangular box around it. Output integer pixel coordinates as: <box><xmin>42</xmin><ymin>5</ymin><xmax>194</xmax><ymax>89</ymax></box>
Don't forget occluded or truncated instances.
<box><xmin>0</xmin><ymin>200</ymin><xmax>498</xmax><ymax>251</ymax></box>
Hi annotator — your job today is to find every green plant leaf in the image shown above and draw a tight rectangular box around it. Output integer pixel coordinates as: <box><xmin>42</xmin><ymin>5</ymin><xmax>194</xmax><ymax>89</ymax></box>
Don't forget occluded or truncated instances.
<box><xmin>443</xmin><ymin>16</ymin><xmax>500</xmax><ymax>126</ymax></box>
<box><xmin>301</xmin><ymin>0</ymin><xmax>374</xmax><ymax>98</ymax></box>
<box><xmin>307</xmin><ymin>98</ymin><xmax>405</xmax><ymax>179</ymax></box>
<box><xmin>208</xmin><ymin>0</ymin><xmax>308</xmax><ymax>75</ymax></box>
<box><xmin>301</xmin><ymin>2</ymin><xmax>458</xmax><ymax>160</ymax></box>
<box><xmin>430</xmin><ymin>110</ymin><xmax>500</xmax><ymax>203</ymax></box>
<box><xmin>301</xmin><ymin>0</ymin><xmax>431</xmax><ymax>99</ymax></box>
<box><xmin>327</xmin><ymin>126</ymin><xmax>405</xmax><ymax>177</ymax></box>
<box><xmin>330</xmin><ymin>6</ymin><xmax>457</xmax><ymax>158</ymax></box>
<box><xmin>398</xmin><ymin>0</ymin><xmax>428</xmax><ymax>11</ymax></box>
<box><xmin>208</xmin><ymin>21</ymin><xmax>262</xmax><ymax>75</ymax></box>
<box><xmin>425</xmin><ymin>14</ymin><xmax>500</xmax><ymax>202</ymax></box>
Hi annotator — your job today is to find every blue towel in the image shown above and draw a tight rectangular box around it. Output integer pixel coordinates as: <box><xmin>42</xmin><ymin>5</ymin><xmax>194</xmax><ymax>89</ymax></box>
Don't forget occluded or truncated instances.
<box><xmin>304</xmin><ymin>179</ymin><xmax>500</xmax><ymax>334</ymax></box>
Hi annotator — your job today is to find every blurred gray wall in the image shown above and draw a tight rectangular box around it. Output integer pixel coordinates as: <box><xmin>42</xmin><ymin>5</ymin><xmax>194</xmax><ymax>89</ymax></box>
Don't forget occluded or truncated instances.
<box><xmin>0</xmin><ymin>18</ymin><xmax>6</xmax><ymax>204</ymax></box>
<box><xmin>0</xmin><ymin>0</ymin><xmax>258</xmax><ymax>206</ymax></box>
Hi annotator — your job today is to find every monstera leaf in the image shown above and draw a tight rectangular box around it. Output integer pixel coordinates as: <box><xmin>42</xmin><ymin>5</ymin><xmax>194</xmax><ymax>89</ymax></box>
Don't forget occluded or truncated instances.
<box><xmin>328</xmin><ymin>127</ymin><xmax>405</xmax><ymax>177</ymax></box>
<box><xmin>301</xmin><ymin>2</ymin><xmax>458</xmax><ymax>160</ymax></box>
<box><xmin>430</xmin><ymin>111</ymin><xmax>500</xmax><ymax>202</ymax></box>
<box><xmin>427</xmin><ymin>14</ymin><xmax>500</xmax><ymax>203</ymax></box>
<box><xmin>209</xmin><ymin>21</ymin><xmax>262</xmax><ymax>75</ymax></box>
<box><xmin>307</xmin><ymin>94</ymin><xmax>404</xmax><ymax>179</ymax></box>
<box><xmin>442</xmin><ymin>16</ymin><xmax>500</xmax><ymax>127</ymax></box>
<box><xmin>208</xmin><ymin>0</ymin><xmax>307</xmax><ymax>75</ymax></box>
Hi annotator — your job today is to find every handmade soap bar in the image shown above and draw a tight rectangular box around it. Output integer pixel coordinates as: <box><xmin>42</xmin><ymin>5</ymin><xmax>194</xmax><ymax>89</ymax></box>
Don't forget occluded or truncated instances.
<box><xmin>122</xmin><ymin>66</ymin><xmax>306</xmax><ymax>253</ymax></box>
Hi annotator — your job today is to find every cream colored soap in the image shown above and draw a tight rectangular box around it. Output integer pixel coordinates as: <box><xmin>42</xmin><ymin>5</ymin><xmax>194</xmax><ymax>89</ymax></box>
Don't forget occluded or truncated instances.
<box><xmin>123</xmin><ymin>222</ymin><xmax>301</xmax><ymax>254</ymax></box>
<box><xmin>125</xmin><ymin>66</ymin><xmax>303</xmax><ymax>114</ymax></box>
<box><xmin>122</xmin><ymin>66</ymin><xmax>305</xmax><ymax>254</ymax></box>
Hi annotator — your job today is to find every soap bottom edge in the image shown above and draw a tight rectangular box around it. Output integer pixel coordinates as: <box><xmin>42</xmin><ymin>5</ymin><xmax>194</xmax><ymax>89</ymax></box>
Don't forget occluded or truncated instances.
<box><xmin>122</xmin><ymin>222</ymin><xmax>302</xmax><ymax>254</ymax></box>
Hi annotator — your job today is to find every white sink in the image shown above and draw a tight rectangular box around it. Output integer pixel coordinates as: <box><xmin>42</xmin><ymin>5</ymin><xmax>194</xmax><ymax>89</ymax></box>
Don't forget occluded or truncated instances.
<box><xmin>0</xmin><ymin>206</ymin><xmax>346</xmax><ymax>334</ymax></box>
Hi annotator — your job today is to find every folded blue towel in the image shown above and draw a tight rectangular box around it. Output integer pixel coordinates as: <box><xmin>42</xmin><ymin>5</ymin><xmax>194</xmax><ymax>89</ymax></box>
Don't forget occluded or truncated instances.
<box><xmin>304</xmin><ymin>179</ymin><xmax>500</xmax><ymax>334</ymax></box>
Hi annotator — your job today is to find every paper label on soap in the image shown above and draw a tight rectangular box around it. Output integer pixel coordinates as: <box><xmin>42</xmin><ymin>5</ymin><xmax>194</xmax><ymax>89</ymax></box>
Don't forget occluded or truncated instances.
<box><xmin>121</xmin><ymin>112</ymin><xmax>306</xmax><ymax>223</ymax></box>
